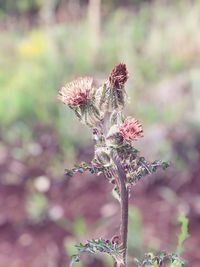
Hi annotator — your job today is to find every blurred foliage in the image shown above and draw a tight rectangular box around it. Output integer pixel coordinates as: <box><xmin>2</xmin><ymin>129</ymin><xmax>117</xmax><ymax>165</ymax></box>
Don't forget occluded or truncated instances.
<box><xmin>0</xmin><ymin>0</ymin><xmax>200</xmax><ymax>159</ymax></box>
<box><xmin>0</xmin><ymin>0</ymin><xmax>43</xmax><ymax>15</ymax></box>
<box><xmin>72</xmin><ymin>217</ymin><xmax>88</xmax><ymax>238</ymax></box>
<box><xmin>0</xmin><ymin>0</ymin><xmax>154</xmax><ymax>15</ymax></box>
<box><xmin>176</xmin><ymin>214</ymin><xmax>189</xmax><ymax>256</ymax></box>
<box><xmin>128</xmin><ymin>206</ymin><xmax>143</xmax><ymax>255</ymax></box>
<box><xmin>26</xmin><ymin>192</ymin><xmax>48</xmax><ymax>221</ymax></box>
<box><xmin>134</xmin><ymin>214</ymin><xmax>189</xmax><ymax>267</ymax></box>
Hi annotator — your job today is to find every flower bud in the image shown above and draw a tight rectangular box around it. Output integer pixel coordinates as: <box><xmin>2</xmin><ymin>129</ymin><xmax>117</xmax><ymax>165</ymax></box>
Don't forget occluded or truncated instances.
<box><xmin>106</xmin><ymin>125</ymin><xmax>124</xmax><ymax>148</ymax></box>
<box><xmin>80</xmin><ymin>102</ymin><xmax>102</xmax><ymax>127</ymax></box>
<box><xmin>94</xmin><ymin>147</ymin><xmax>111</xmax><ymax>166</ymax></box>
<box><xmin>96</xmin><ymin>63</ymin><xmax>128</xmax><ymax>112</ymax></box>
<box><xmin>109</xmin><ymin>63</ymin><xmax>128</xmax><ymax>89</ymax></box>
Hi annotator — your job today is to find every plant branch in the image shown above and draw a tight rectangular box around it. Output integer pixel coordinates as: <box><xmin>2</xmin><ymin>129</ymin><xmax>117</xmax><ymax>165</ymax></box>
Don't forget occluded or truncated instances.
<box><xmin>113</xmin><ymin>157</ymin><xmax>129</xmax><ymax>267</ymax></box>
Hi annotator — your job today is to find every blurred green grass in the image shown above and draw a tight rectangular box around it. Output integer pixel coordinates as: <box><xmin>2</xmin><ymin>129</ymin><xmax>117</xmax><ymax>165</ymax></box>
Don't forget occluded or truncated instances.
<box><xmin>0</xmin><ymin>0</ymin><xmax>200</xmax><ymax>159</ymax></box>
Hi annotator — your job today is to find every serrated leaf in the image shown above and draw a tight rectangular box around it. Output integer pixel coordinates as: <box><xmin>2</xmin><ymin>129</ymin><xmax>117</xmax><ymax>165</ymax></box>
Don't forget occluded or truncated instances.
<box><xmin>135</xmin><ymin>251</ymin><xmax>186</xmax><ymax>267</ymax></box>
<box><xmin>74</xmin><ymin>238</ymin><xmax>124</xmax><ymax>265</ymax></box>
<box><xmin>64</xmin><ymin>161</ymin><xmax>108</xmax><ymax>177</ymax></box>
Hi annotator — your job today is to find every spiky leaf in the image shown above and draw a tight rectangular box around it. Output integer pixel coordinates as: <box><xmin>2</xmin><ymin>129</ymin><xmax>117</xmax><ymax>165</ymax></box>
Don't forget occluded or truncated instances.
<box><xmin>74</xmin><ymin>238</ymin><xmax>124</xmax><ymax>265</ymax></box>
<box><xmin>135</xmin><ymin>251</ymin><xmax>186</xmax><ymax>267</ymax></box>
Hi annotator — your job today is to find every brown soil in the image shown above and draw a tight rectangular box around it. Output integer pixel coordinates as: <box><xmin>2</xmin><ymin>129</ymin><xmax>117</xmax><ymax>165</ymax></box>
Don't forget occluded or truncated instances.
<box><xmin>0</xmin><ymin>126</ymin><xmax>199</xmax><ymax>267</ymax></box>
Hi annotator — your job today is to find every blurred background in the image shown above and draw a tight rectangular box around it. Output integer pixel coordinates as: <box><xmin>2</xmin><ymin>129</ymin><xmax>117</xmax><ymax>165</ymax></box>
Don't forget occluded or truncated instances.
<box><xmin>0</xmin><ymin>0</ymin><xmax>200</xmax><ymax>266</ymax></box>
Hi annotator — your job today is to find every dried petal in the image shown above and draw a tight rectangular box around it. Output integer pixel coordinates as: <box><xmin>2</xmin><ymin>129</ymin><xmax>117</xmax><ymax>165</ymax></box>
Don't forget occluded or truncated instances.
<box><xmin>109</xmin><ymin>63</ymin><xmax>128</xmax><ymax>89</ymax></box>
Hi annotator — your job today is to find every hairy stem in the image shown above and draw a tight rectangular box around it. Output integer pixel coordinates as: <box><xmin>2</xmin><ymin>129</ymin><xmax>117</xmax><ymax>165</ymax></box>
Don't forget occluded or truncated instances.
<box><xmin>113</xmin><ymin>157</ymin><xmax>129</xmax><ymax>266</ymax></box>
<box><xmin>114</xmin><ymin>259</ymin><xmax>118</xmax><ymax>267</ymax></box>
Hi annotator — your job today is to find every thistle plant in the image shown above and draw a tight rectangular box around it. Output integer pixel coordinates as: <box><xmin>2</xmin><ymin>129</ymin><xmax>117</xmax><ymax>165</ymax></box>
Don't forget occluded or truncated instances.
<box><xmin>58</xmin><ymin>64</ymin><xmax>185</xmax><ymax>267</ymax></box>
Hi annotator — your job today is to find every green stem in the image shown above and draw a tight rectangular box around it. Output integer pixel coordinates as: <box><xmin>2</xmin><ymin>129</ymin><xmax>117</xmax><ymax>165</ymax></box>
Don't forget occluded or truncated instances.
<box><xmin>113</xmin><ymin>157</ymin><xmax>129</xmax><ymax>267</ymax></box>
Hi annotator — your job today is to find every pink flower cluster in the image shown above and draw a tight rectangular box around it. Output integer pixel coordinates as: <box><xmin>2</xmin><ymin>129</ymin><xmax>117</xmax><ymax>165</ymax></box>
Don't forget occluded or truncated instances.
<box><xmin>58</xmin><ymin>77</ymin><xmax>93</xmax><ymax>107</ymax></box>
<box><xmin>119</xmin><ymin>118</ymin><xmax>143</xmax><ymax>142</ymax></box>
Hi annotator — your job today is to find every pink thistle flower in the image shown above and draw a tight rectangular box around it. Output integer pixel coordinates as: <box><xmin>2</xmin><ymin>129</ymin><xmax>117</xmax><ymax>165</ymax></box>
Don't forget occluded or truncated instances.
<box><xmin>57</xmin><ymin>77</ymin><xmax>93</xmax><ymax>107</ymax></box>
<box><xmin>119</xmin><ymin>117</ymin><xmax>143</xmax><ymax>142</ymax></box>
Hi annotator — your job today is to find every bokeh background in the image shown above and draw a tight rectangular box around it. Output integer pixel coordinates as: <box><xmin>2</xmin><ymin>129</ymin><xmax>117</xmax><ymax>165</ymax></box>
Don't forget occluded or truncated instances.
<box><xmin>0</xmin><ymin>0</ymin><xmax>200</xmax><ymax>266</ymax></box>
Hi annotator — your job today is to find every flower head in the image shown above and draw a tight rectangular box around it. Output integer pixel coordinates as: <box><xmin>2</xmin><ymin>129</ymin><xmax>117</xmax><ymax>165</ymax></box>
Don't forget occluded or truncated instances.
<box><xmin>57</xmin><ymin>77</ymin><xmax>93</xmax><ymax>107</ymax></box>
<box><xmin>109</xmin><ymin>63</ymin><xmax>128</xmax><ymax>89</ymax></box>
<box><xmin>57</xmin><ymin>76</ymin><xmax>102</xmax><ymax>127</ymax></box>
<box><xmin>119</xmin><ymin>117</ymin><xmax>143</xmax><ymax>142</ymax></box>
